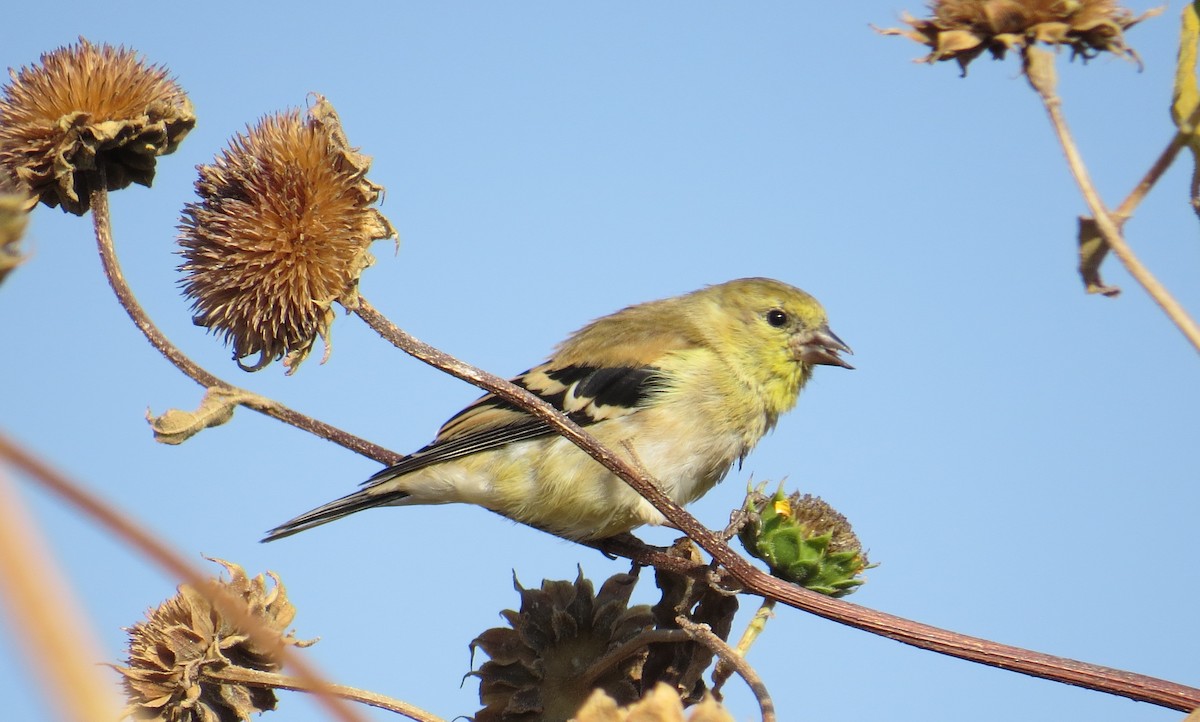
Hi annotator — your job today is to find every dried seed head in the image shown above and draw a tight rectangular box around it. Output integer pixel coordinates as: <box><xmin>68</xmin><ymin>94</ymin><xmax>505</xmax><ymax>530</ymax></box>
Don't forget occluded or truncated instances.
<box><xmin>646</xmin><ymin>539</ymin><xmax>738</xmax><ymax>704</ymax></box>
<box><xmin>178</xmin><ymin>97</ymin><xmax>396</xmax><ymax>373</ymax></box>
<box><xmin>574</xmin><ymin>684</ymin><xmax>735</xmax><ymax>722</ymax></box>
<box><xmin>878</xmin><ymin>0</ymin><xmax>1160</xmax><ymax>74</ymax></box>
<box><xmin>0</xmin><ymin>37</ymin><xmax>194</xmax><ymax>215</ymax></box>
<box><xmin>739</xmin><ymin>484</ymin><xmax>870</xmax><ymax>597</ymax></box>
<box><xmin>115</xmin><ymin>559</ymin><xmax>314</xmax><ymax>722</ymax></box>
<box><xmin>470</xmin><ymin>570</ymin><xmax>655</xmax><ymax>722</ymax></box>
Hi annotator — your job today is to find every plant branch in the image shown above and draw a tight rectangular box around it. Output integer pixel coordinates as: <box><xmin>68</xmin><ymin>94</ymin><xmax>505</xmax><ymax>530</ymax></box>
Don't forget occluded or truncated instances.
<box><xmin>674</xmin><ymin>616</ymin><xmax>775</xmax><ymax>722</ymax></box>
<box><xmin>578</xmin><ymin>629</ymin><xmax>691</xmax><ymax>689</ymax></box>
<box><xmin>1113</xmin><ymin>102</ymin><xmax>1200</xmax><ymax>219</ymax></box>
<box><xmin>88</xmin><ymin>182</ymin><xmax>399</xmax><ymax>465</ymax></box>
<box><xmin>1021</xmin><ymin>47</ymin><xmax>1200</xmax><ymax>354</ymax></box>
<box><xmin>713</xmin><ymin>598</ymin><xmax>776</xmax><ymax>696</ymax></box>
<box><xmin>206</xmin><ymin>667</ymin><xmax>446</xmax><ymax>722</ymax></box>
<box><xmin>0</xmin><ymin>430</ymin><xmax>371</xmax><ymax>722</ymax></box>
<box><xmin>354</xmin><ymin>296</ymin><xmax>1200</xmax><ymax>712</ymax></box>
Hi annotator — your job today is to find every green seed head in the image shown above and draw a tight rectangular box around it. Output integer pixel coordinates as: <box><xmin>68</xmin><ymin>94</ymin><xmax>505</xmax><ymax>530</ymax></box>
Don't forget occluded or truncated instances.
<box><xmin>738</xmin><ymin>484</ymin><xmax>871</xmax><ymax>597</ymax></box>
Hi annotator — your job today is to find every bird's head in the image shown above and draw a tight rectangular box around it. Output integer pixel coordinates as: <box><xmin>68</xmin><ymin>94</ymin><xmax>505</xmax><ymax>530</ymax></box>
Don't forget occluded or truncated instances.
<box><xmin>696</xmin><ymin>277</ymin><xmax>853</xmax><ymax>401</ymax></box>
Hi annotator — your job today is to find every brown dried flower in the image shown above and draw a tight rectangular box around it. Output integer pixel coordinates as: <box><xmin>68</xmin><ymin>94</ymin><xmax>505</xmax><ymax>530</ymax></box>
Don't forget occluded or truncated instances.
<box><xmin>645</xmin><ymin>539</ymin><xmax>738</xmax><ymax>704</ymax></box>
<box><xmin>116</xmin><ymin>559</ymin><xmax>313</xmax><ymax>722</ymax></box>
<box><xmin>178</xmin><ymin>97</ymin><xmax>396</xmax><ymax>373</ymax></box>
<box><xmin>0</xmin><ymin>37</ymin><xmax>194</xmax><ymax>215</ymax></box>
<box><xmin>879</xmin><ymin>0</ymin><xmax>1160</xmax><ymax>74</ymax></box>
<box><xmin>574</xmin><ymin>684</ymin><xmax>734</xmax><ymax>722</ymax></box>
<box><xmin>470</xmin><ymin>570</ymin><xmax>655</xmax><ymax>722</ymax></box>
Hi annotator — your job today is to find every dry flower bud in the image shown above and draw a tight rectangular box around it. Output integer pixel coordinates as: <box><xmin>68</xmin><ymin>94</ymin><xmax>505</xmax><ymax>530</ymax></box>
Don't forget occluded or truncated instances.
<box><xmin>878</xmin><ymin>0</ymin><xmax>1160</xmax><ymax>74</ymax></box>
<box><xmin>178</xmin><ymin>96</ymin><xmax>396</xmax><ymax>373</ymax></box>
<box><xmin>470</xmin><ymin>570</ymin><xmax>655</xmax><ymax>722</ymax></box>
<box><xmin>115</xmin><ymin>559</ymin><xmax>313</xmax><ymax>722</ymax></box>
<box><xmin>0</xmin><ymin>37</ymin><xmax>194</xmax><ymax>215</ymax></box>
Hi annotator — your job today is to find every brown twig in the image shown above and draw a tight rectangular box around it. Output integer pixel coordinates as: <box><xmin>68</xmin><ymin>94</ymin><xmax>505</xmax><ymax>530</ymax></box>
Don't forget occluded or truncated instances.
<box><xmin>1112</xmin><ymin>102</ymin><xmax>1200</xmax><ymax>219</ymax></box>
<box><xmin>354</xmin><ymin>296</ymin><xmax>1200</xmax><ymax>712</ymax></box>
<box><xmin>674</xmin><ymin>616</ymin><xmax>775</xmax><ymax>722</ymax></box>
<box><xmin>0</xmin><ymin>430</ymin><xmax>372</xmax><ymax>722</ymax></box>
<box><xmin>206</xmin><ymin>667</ymin><xmax>447</xmax><ymax>722</ymax></box>
<box><xmin>578</xmin><ymin>629</ymin><xmax>692</xmax><ymax>689</ymax></box>
<box><xmin>1022</xmin><ymin>47</ymin><xmax>1200</xmax><ymax>354</ymax></box>
<box><xmin>88</xmin><ymin>181</ymin><xmax>399</xmax><ymax>465</ymax></box>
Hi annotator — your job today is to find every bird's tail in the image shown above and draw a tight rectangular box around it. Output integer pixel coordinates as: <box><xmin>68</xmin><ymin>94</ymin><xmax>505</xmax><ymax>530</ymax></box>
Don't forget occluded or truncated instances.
<box><xmin>261</xmin><ymin>487</ymin><xmax>409</xmax><ymax>542</ymax></box>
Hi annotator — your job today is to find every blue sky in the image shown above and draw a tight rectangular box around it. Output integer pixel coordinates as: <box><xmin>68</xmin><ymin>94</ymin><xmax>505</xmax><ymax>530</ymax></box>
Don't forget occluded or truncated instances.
<box><xmin>2</xmin><ymin>2</ymin><xmax>1198</xmax><ymax>721</ymax></box>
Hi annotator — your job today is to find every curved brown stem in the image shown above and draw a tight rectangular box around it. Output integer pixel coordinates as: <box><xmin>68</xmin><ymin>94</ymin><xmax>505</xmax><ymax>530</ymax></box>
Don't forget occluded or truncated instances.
<box><xmin>675</xmin><ymin>616</ymin><xmax>775</xmax><ymax>722</ymax></box>
<box><xmin>88</xmin><ymin>182</ymin><xmax>399</xmax><ymax>465</ymax></box>
<box><xmin>206</xmin><ymin>667</ymin><xmax>446</xmax><ymax>722</ymax></box>
<box><xmin>354</xmin><ymin>297</ymin><xmax>1200</xmax><ymax>712</ymax></box>
<box><xmin>578</xmin><ymin>629</ymin><xmax>691</xmax><ymax>689</ymax></box>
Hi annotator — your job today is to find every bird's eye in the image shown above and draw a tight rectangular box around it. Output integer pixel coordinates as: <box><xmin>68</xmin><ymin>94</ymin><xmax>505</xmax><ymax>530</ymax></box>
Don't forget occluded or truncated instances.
<box><xmin>766</xmin><ymin>309</ymin><xmax>789</xmax><ymax>328</ymax></box>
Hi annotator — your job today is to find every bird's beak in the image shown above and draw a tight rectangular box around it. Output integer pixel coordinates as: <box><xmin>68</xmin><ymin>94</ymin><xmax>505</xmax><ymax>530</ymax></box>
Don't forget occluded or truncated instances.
<box><xmin>796</xmin><ymin>325</ymin><xmax>854</xmax><ymax>369</ymax></box>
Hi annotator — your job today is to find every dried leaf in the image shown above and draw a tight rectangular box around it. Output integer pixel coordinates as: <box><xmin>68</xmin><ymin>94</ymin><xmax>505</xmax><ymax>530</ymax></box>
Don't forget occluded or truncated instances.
<box><xmin>1077</xmin><ymin>216</ymin><xmax>1121</xmax><ymax>297</ymax></box>
<box><xmin>146</xmin><ymin>387</ymin><xmax>258</xmax><ymax>445</ymax></box>
<box><xmin>1172</xmin><ymin>2</ymin><xmax>1200</xmax><ymax>128</ymax></box>
<box><xmin>0</xmin><ymin>190</ymin><xmax>28</xmax><ymax>287</ymax></box>
<box><xmin>1172</xmin><ymin>2</ymin><xmax>1200</xmax><ymax>218</ymax></box>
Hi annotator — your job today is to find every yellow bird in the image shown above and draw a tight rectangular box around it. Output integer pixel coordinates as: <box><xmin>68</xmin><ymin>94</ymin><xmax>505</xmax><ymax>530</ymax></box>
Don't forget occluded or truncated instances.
<box><xmin>263</xmin><ymin>278</ymin><xmax>851</xmax><ymax>543</ymax></box>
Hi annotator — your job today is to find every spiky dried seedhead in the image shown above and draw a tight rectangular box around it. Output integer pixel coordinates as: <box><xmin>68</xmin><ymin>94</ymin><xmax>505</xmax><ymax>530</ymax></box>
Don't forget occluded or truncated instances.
<box><xmin>470</xmin><ymin>570</ymin><xmax>655</xmax><ymax>722</ymax></box>
<box><xmin>116</xmin><ymin>559</ymin><xmax>313</xmax><ymax>722</ymax></box>
<box><xmin>879</xmin><ymin>0</ymin><xmax>1160</xmax><ymax>74</ymax></box>
<box><xmin>178</xmin><ymin>96</ymin><xmax>396</xmax><ymax>372</ymax></box>
<box><xmin>0</xmin><ymin>37</ymin><xmax>194</xmax><ymax>215</ymax></box>
<box><xmin>574</xmin><ymin>684</ymin><xmax>734</xmax><ymax>722</ymax></box>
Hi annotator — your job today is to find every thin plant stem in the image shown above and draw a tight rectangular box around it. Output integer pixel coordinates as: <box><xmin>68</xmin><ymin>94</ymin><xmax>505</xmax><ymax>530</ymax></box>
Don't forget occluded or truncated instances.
<box><xmin>88</xmin><ymin>180</ymin><xmax>399</xmax><ymax>465</ymax></box>
<box><xmin>1022</xmin><ymin>47</ymin><xmax>1200</xmax><ymax>354</ymax></box>
<box><xmin>206</xmin><ymin>667</ymin><xmax>447</xmax><ymax>722</ymax></box>
<box><xmin>674</xmin><ymin>616</ymin><xmax>775</xmax><ymax>722</ymax></box>
<box><xmin>0</xmin><ymin>430</ymin><xmax>372</xmax><ymax>722</ymax></box>
<box><xmin>713</xmin><ymin>598</ymin><xmax>776</xmax><ymax>695</ymax></box>
<box><xmin>0</xmin><ymin>470</ymin><xmax>121</xmax><ymax>722</ymax></box>
<box><xmin>355</xmin><ymin>296</ymin><xmax>1200</xmax><ymax>712</ymax></box>
<box><xmin>1112</xmin><ymin>103</ymin><xmax>1200</xmax><ymax>219</ymax></box>
<box><xmin>578</xmin><ymin>629</ymin><xmax>692</xmax><ymax>688</ymax></box>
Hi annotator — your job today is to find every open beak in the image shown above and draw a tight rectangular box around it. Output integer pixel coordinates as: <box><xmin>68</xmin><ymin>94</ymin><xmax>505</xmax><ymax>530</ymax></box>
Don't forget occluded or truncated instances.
<box><xmin>796</xmin><ymin>325</ymin><xmax>854</xmax><ymax>369</ymax></box>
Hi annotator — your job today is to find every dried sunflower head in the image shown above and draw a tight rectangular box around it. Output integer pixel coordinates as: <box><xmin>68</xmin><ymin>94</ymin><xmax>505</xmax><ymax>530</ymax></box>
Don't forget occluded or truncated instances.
<box><xmin>115</xmin><ymin>559</ymin><xmax>313</xmax><ymax>722</ymax></box>
<box><xmin>0</xmin><ymin>37</ymin><xmax>194</xmax><ymax>215</ymax></box>
<box><xmin>178</xmin><ymin>96</ymin><xmax>396</xmax><ymax>373</ymax></box>
<box><xmin>645</xmin><ymin>539</ymin><xmax>738</xmax><ymax>704</ymax></box>
<box><xmin>470</xmin><ymin>570</ymin><xmax>655</xmax><ymax>722</ymax></box>
<box><xmin>879</xmin><ymin>0</ymin><xmax>1160</xmax><ymax>74</ymax></box>
<box><xmin>574</xmin><ymin>684</ymin><xmax>734</xmax><ymax>722</ymax></box>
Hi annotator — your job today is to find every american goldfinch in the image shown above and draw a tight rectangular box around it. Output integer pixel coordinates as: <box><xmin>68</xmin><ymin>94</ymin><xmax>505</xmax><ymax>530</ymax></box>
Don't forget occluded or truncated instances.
<box><xmin>263</xmin><ymin>277</ymin><xmax>851</xmax><ymax>543</ymax></box>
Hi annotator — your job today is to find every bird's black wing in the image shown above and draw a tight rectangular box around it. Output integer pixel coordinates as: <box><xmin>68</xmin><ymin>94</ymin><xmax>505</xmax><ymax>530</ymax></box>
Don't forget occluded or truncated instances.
<box><xmin>360</xmin><ymin>364</ymin><xmax>665</xmax><ymax>486</ymax></box>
